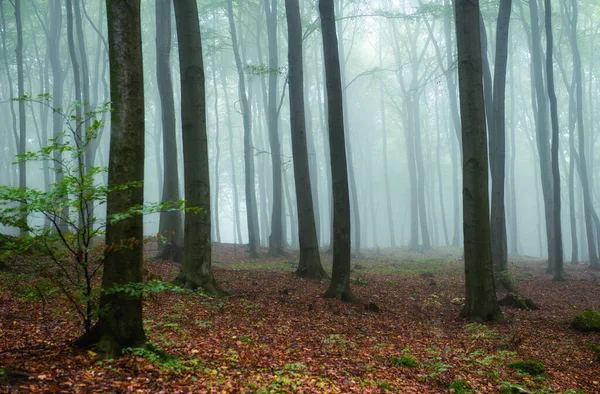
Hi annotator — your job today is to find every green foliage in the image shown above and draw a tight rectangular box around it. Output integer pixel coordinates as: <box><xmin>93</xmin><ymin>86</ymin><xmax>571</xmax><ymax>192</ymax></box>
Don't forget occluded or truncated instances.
<box><xmin>507</xmin><ymin>359</ymin><xmax>545</xmax><ymax>376</ymax></box>
<box><xmin>0</xmin><ymin>96</ymin><xmax>188</xmax><ymax>337</ymax></box>
<box><xmin>0</xmin><ymin>97</ymin><xmax>112</xmax><ymax>334</ymax></box>
<box><xmin>351</xmin><ymin>274</ymin><xmax>368</xmax><ymax>285</ymax></box>
<box><xmin>378</xmin><ymin>380</ymin><xmax>394</xmax><ymax>391</ymax></box>
<box><xmin>571</xmin><ymin>310</ymin><xmax>600</xmax><ymax>332</ymax></box>
<box><xmin>499</xmin><ymin>382</ymin><xmax>533</xmax><ymax>394</ymax></box>
<box><xmin>105</xmin><ymin>279</ymin><xmax>198</xmax><ymax>299</ymax></box>
<box><xmin>391</xmin><ymin>355</ymin><xmax>418</xmax><ymax>367</ymax></box>
<box><xmin>122</xmin><ymin>344</ymin><xmax>203</xmax><ymax>374</ymax></box>
<box><xmin>449</xmin><ymin>379</ymin><xmax>472</xmax><ymax>394</ymax></box>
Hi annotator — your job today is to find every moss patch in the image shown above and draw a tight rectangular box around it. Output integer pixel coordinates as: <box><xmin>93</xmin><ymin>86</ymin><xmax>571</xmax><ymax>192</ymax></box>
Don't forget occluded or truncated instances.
<box><xmin>571</xmin><ymin>310</ymin><xmax>600</xmax><ymax>332</ymax></box>
<box><xmin>507</xmin><ymin>359</ymin><xmax>545</xmax><ymax>375</ymax></box>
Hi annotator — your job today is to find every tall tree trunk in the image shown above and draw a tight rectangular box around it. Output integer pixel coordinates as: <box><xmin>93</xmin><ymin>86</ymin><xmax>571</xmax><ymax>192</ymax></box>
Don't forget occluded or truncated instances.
<box><xmin>46</xmin><ymin>0</ymin><xmax>69</xmax><ymax>233</ymax></box>
<box><xmin>15</xmin><ymin>0</ymin><xmax>26</xmax><ymax>234</ymax></box>
<box><xmin>320</xmin><ymin>0</ymin><xmax>354</xmax><ymax>302</ymax></box>
<box><xmin>264</xmin><ymin>0</ymin><xmax>285</xmax><ymax>257</ymax></box>
<box><xmin>489</xmin><ymin>0</ymin><xmax>513</xmax><ymax>289</ymax></box>
<box><xmin>173</xmin><ymin>0</ymin><xmax>223</xmax><ymax>294</ymax></box>
<box><xmin>528</xmin><ymin>0</ymin><xmax>555</xmax><ymax>268</ymax></box>
<box><xmin>335</xmin><ymin>0</ymin><xmax>361</xmax><ymax>257</ymax></box>
<box><xmin>543</xmin><ymin>0</ymin><xmax>565</xmax><ymax>280</ymax></box>
<box><xmin>219</xmin><ymin>63</ymin><xmax>243</xmax><ymax>245</ymax></box>
<box><xmin>210</xmin><ymin>47</ymin><xmax>222</xmax><ymax>244</ymax></box>
<box><xmin>454</xmin><ymin>0</ymin><xmax>503</xmax><ymax>322</ymax></box>
<box><xmin>565</xmin><ymin>0</ymin><xmax>599</xmax><ymax>270</ymax></box>
<box><xmin>75</xmin><ymin>0</ymin><xmax>146</xmax><ymax>359</ymax></box>
<box><xmin>226</xmin><ymin>0</ymin><xmax>259</xmax><ymax>256</ymax></box>
<box><xmin>155</xmin><ymin>0</ymin><xmax>183</xmax><ymax>261</ymax></box>
<box><xmin>285</xmin><ymin>0</ymin><xmax>327</xmax><ymax>278</ymax></box>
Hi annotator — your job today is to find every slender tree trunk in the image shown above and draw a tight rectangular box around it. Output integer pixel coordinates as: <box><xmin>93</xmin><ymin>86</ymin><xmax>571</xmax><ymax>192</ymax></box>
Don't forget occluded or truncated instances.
<box><xmin>529</xmin><ymin>0</ymin><xmax>556</xmax><ymax>269</ymax></box>
<box><xmin>155</xmin><ymin>0</ymin><xmax>183</xmax><ymax>261</ymax></box>
<box><xmin>263</xmin><ymin>0</ymin><xmax>285</xmax><ymax>257</ymax></box>
<box><xmin>454</xmin><ymin>0</ymin><xmax>503</xmax><ymax>322</ymax></box>
<box><xmin>210</xmin><ymin>47</ymin><xmax>221</xmax><ymax>244</ymax></box>
<box><xmin>15</xmin><ymin>0</ymin><xmax>27</xmax><ymax>234</ymax></box>
<box><xmin>173</xmin><ymin>0</ymin><xmax>223</xmax><ymax>294</ymax></box>
<box><xmin>226</xmin><ymin>0</ymin><xmax>259</xmax><ymax>256</ymax></box>
<box><xmin>565</xmin><ymin>0</ymin><xmax>599</xmax><ymax>270</ymax></box>
<box><xmin>219</xmin><ymin>63</ymin><xmax>243</xmax><ymax>245</ymax></box>
<box><xmin>320</xmin><ymin>0</ymin><xmax>354</xmax><ymax>302</ymax></box>
<box><xmin>285</xmin><ymin>0</ymin><xmax>327</xmax><ymax>278</ymax></box>
<box><xmin>489</xmin><ymin>0</ymin><xmax>513</xmax><ymax>290</ymax></box>
<box><xmin>544</xmin><ymin>0</ymin><xmax>565</xmax><ymax>280</ymax></box>
<box><xmin>46</xmin><ymin>0</ymin><xmax>68</xmax><ymax>232</ymax></box>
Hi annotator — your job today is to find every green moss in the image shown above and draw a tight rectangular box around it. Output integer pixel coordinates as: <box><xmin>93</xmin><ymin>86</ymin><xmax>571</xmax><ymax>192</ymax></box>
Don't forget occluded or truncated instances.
<box><xmin>507</xmin><ymin>359</ymin><xmax>545</xmax><ymax>375</ymax></box>
<box><xmin>571</xmin><ymin>311</ymin><xmax>600</xmax><ymax>332</ymax></box>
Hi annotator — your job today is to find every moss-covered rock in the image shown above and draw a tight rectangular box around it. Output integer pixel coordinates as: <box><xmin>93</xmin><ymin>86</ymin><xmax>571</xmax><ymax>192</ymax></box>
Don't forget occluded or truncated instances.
<box><xmin>571</xmin><ymin>310</ymin><xmax>600</xmax><ymax>332</ymax></box>
<box><xmin>507</xmin><ymin>359</ymin><xmax>545</xmax><ymax>375</ymax></box>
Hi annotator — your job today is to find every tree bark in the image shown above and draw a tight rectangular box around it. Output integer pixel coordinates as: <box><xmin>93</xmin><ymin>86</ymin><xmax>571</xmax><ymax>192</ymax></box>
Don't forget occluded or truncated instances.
<box><xmin>454</xmin><ymin>0</ymin><xmax>503</xmax><ymax>322</ymax></box>
<box><xmin>564</xmin><ymin>0</ymin><xmax>599</xmax><ymax>270</ymax></box>
<box><xmin>543</xmin><ymin>0</ymin><xmax>565</xmax><ymax>280</ymax></box>
<box><xmin>489</xmin><ymin>0</ymin><xmax>513</xmax><ymax>289</ymax></box>
<box><xmin>226</xmin><ymin>0</ymin><xmax>259</xmax><ymax>257</ymax></box>
<box><xmin>263</xmin><ymin>0</ymin><xmax>285</xmax><ymax>257</ymax></box>
<box><xmin>76</xmin><ymin>0</ymin><xmax>147</xmax><ymax>359</ymax></box>
<box><xmin>285</xmin><ymin>0</ymin><xmax>327</xmax><ymax>278</ymax></box>
<box><xmin>155</xmin><ymin>0</ymin><xmax>183</xmax><ymax>261</ymax></box>
<box><xmin>15</xmin><ymin>0</ymin><xmax>27</xmax><ymax>234</ymax></box>
<box><xmin>320</xmin><ymin>0</ymin><xmax>354</xmax><ymax>302</ymax></box>
<box><xmin>172</xmin><ymin>0</ymin><xmax>223</xmax><ymax>294</ymax></box>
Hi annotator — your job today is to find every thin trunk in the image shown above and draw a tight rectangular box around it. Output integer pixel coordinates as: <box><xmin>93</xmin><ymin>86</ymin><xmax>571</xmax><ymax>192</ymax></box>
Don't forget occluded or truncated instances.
<box><xmin>226</xmin><ymin>0</ymin><xmax>259</xmax><ymax>256</ymax></box>
<box><xmin>320</xmin><ymin>0</ymin><xmax>354</xmax><ymax>302</ymax></box>
<box><xmin>155</xmin><ymin>0</ymin><xmax>183</xmax><ymax>261</ymax></box>
<box><xmin>544</xmin><ymin>0</ymin><xmax>565</xmax><ymax>279</ymax></box>
<box><xmin>285</xmin><ymin>0</ymin><xmax>327</xmax><ymax>278</ymax></box>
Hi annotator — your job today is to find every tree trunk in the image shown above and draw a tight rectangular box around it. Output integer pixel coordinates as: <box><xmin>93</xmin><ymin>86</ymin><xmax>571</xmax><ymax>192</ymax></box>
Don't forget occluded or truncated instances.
<box><xmin>565</xmin><ymin>0</ymin><xmax>599</xmax><ymax>270</ymax></box>
<box><xmin>15</xmin><ymin>0</ymin><xmax>27</xmax><ymax>234</ymax></box>
<box><xmin>320</xmin><ymin>0</ymin><xmax>354</xmax><ymax>302</ymax></box>
<box><xmin>75</xmin><ymin>0</ymin><xmax>147</xmax><ymax>358</ymax></box>
<box><xmin>489</xmin><ymin>0</ymin><xmax>513</xmax><ymax>289</ymax></box>
<box><xmin>263</xmin><ymin>0</ymin><xmax>285</xmax><ymax>257</ymax></box>
<box><xmin>285</xmin><ymin>0</ymin><xmax>327</xmax><ymax>278</ymax></box>
<box><xmin>528</xmin><ymin>0</ymin><xmax>555</xmax><ymax>269</ymax></box>
<box><xmin>172</xmin><ymin>0</ymin><xmax>223</xmax><ymax>294</ymax></box>
<box><xmin>226</xmin><ymin>0</ymin><xmax>259</xmax><ymax>257</ymax></box>
<box><xmin>46</xmin><ymin>0</ymin><xmax>69</xmax><ymax>233</ymax></box>
<box><xmin>543</xmin><ymin>0</ymin><xmax>565</xmax><ymax>280</ymax></box>
<box><xmin>454</xmin><ymin>0</ymin><xmax>503</xmax><ymax>322</ymax></box>
<box><xmin>155</xmin><ymin>0</ymin><xmax>183</xmax><ymax>262</ymax></box>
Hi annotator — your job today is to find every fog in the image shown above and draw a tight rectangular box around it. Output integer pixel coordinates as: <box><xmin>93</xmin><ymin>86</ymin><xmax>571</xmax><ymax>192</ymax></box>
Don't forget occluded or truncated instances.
<box><xmin>1</xmin><ymin>0</ymin><xmax>599</xmax><ymax>261</ymax></box>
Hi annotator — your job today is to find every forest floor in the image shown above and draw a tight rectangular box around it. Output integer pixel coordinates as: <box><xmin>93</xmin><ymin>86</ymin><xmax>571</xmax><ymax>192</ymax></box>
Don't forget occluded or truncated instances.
<box><xmin>1</xmin><ymin>243</ymin><xmax>599</xmax><ymax>393</ymax></box>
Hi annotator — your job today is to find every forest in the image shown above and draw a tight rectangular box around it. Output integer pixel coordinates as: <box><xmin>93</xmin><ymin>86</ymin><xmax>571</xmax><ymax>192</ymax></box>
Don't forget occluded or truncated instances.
<box><xmin>0</xmin><ymin>0</ymin><xmax>599</xmax><ymax>392</ymax></box>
